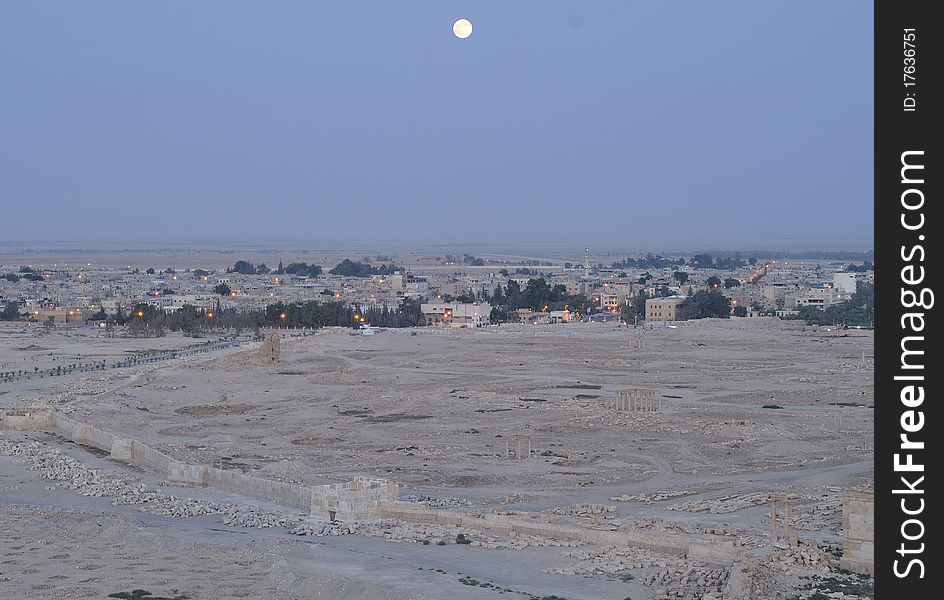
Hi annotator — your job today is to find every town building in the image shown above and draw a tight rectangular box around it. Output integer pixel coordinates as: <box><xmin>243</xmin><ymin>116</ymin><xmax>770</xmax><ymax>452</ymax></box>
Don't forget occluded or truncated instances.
<box><xmin>645</xmin><ymin>296</ymin><xmax>685</xmax><ymax>321</ymax></box>
<box><xmin>420</xmin><ymin>302</ymin><xmax>491</xmax><ymax>328</ymax></box>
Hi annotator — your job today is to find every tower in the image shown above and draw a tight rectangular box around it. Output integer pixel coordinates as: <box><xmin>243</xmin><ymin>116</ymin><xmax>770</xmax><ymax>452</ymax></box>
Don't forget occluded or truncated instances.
<box><xmin>583</xmin><ymin>247</ymin><xmax>590</xmax><ymax>271</ymax></box>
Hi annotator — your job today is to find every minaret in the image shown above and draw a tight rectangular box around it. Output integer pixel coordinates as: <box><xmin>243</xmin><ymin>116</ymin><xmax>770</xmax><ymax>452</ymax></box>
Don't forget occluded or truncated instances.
<box><xmin>583</xmin><ymin>247</ymin><xmax>590</xmax><ymax>271</ymax></box>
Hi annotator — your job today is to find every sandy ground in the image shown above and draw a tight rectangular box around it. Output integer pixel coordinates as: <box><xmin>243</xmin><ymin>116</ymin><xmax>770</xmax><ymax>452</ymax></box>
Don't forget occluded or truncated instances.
<box><xmin>1</xmin><ymin>318</ymin><xmax>873</xmax><ymax>599</ymax></box>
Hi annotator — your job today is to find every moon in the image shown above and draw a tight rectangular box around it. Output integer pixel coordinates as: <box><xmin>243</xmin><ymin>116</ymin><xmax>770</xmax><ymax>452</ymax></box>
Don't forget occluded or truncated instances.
<box><xmin>453</xmin><ymin>18</ymin><xmax>473</xmax><ymax>39</ymax></box>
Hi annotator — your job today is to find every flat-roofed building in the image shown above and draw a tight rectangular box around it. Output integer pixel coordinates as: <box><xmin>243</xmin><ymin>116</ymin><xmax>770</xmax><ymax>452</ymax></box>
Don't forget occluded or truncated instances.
<box><xmin>645</xmin><ymin>296</ymin><xmax>685</xmax><ymax>321</ymax></box>
<box><xmin>833</xmin><ymin>272</ymin><xmax>857</xmax><ymax>296</ymax></box>
<box><xmin>796</xmin><ymin>284</ymin><xmax>844</xmax><ymax>310</ymax></box>
<box><xmin>421</xmin><ymin>302</ymin><xmax>491</xmax><ymax>327</ymax></box>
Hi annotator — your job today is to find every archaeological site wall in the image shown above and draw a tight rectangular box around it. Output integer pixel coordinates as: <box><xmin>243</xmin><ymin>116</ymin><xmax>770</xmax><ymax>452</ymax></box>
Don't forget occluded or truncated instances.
<box><xmin>4</xmin><ymin>409</ymin><xmax>385</xmax><ymax>517</ymax></box>
<box><xmin>377</xmin><ymin>501</ymin><xmax>737</xmax><ymax>566</ymax></box>
<box><xmin>4</xmin><ymin>408</ymin><xmax>738</xmax><ymax>566</ymax></box>
<box><xmin>839</xmin><ymin>491</ymin><xmax>874</xmax><ymax>575</ymax></box>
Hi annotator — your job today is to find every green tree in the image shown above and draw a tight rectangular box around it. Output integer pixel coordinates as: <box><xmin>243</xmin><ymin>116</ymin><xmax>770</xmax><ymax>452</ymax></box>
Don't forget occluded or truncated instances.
<box><xmin>691</xmin><ymin>254</ymin><xmax>714</xmax><ymax>269</ymax></box>
<box><xmin>706</xmin><ymin>275</ymin><xmax>722</xmax><ymax>289</ymax></box>
<box><xmin>680</xmin><ymin>290</ymin><xmax>730</xmax><ymax>319</ymax></box>
<box><xmin>285</xmin><ymin>263</ymin><xmax>322</xmax><ymax>277</ymax></box>
<box><xmin>723</xmin><ymin>278</ymin><xmax>740</xmax><ymax>289</ymax></box>
<box><xmin>214</xmin><ymin>283</ymin><xmax>232</xmax><ymax>296</ymax></box>
<box><xmin>230</xmin><ymin>260</ymin><xmax>256</xmax><ymax>275</ymax></box>
<box><xmin>397</xmin><ymin>297</ymin><xmax>425</xmax><ymax>327</ymax></box>
<box><xmin>673</xmin><ymin>271</ymin><xmax>689</xmax><ymax>284</ymax></box>
<box><xmin>505</xmin><ymin>280</ymin><xmax>521</xmax><ymax>310</ymax></box>
<box><xmin>632</xmin><ymin>290</ymin><xmax>648</xmax><ymax>320</ymax></box>
<box><xmin>490</xmin><ymin>305</ymin><xmax>511</xmax><ymax>323</ymax></box>
<box><xmin>490</xmin><ymin>284</ymin><xmax>506</xmax><ymax>305</ymax></box>
<box><xmin>733</xmin><ymin>305</ymin><xmax>748</xmax><ymax>317</ymax></box>
<box><xmin>521</xmin><ymin>278</ymin><xmax>552</xmax><ymax>311</ymax></box>
<box><xmin>1</xmin><ymin>300</ymin><xmax>19</xmax><ymax>320</ymax></box>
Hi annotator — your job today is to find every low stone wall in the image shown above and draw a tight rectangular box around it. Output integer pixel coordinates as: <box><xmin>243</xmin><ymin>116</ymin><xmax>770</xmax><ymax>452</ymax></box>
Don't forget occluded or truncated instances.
<box><xmin>312</xmin><ymin>477</ymin><xmax>399</xmax><ymax>520</ymax></box>
<box><xmin>52</xmin><ymin>413</ymin><xmax>115</xmax><ymax>453</ymax></box>
<box><xmin>2</xmin><ymin>408</ymin><xmax>737</xmax><ymax>565</ymax></box>
<box><xmin>3</xmin><ymin>408</ymin><xmax>54</xmax><ymax>431</ymax></box>
<box><xmin>839</xmin><ymin>491</ymin><xmax>874</xmax><ymax>575</ymax></box>
<box><xmin>377</xmin><ymin>501</ymin><xmax>737</xmax><ymax>566</ymax></box>
<box><xmin>4</xmin><ymin>408</ymin><xmax>389</xmax><ymax>518</ymax></box>
<box><xmin>205</xmin><ymin>465</ymin><xmax>312</xmax><ymax>511</ymax></box>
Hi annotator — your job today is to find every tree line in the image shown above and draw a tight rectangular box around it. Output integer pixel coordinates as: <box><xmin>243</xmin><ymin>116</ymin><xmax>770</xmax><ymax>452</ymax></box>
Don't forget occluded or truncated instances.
<box><xmin>329</xmin><ymin>259</ymin><xmax>403</xmax><ymax>277</ymax></box>
<box><xmin>106</xmin><ymin>296</ymin><xmax>427</xmax><ymax>337</ymax></box>
<box><xmin>787</xmin><ymin>283</ymin><xmax>875</xmax><ymax>327</ymax></box>
<box><xmin>487</xmin><ymin>278</ymin><xmax>591</xmax><ymax>322</ymax></box>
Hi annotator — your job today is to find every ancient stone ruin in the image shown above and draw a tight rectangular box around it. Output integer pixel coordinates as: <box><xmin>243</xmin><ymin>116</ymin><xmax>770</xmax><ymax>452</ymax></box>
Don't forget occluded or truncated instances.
<box><xmin>505</xmin><ymin>434</ymin><xmax>532</xmax><ymax>460</ymax></box>
<box><xmin>616</xmin><ymin>388</ymin><xmax>660</xmax><ymax>413</ymax></box>
<box><xmin>258</xmin><ymin>332</ymin><xmax>280</xmax><ymax>364</ymax></box>
<box><xmin>769</xmin><ymin>494</ymin><xmax>797</xmax><ymax>547</ymax></box>
<box><xmin>839</xmin><ymin>491</ymin><xmax>874</xmax><ymax>575</ymax></box>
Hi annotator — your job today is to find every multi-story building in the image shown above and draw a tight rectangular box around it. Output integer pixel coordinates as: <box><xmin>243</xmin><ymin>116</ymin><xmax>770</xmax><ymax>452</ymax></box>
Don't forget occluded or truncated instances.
<box><xmin>420</xmin><ymin>302</ymin><xmax>491</xmax><ymax>327</ymax></box>
<box><xmin>645</xmin><ymin>296</ymin><xmax>685</xmax><ymax>321</ymax></box>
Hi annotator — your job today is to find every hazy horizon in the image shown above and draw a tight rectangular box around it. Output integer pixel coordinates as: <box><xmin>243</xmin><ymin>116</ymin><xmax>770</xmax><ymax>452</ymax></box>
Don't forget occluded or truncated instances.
<box><xmin>1</xmin><ymin>2</ymin><xmax>873</xmax><ymax>245</ymax></box>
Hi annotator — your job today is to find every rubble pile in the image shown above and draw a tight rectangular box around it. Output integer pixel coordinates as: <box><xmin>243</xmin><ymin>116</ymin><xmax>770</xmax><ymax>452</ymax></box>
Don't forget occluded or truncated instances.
<box><xmin>60</xmin><ymin>373</ymin><xmax>125</xmax><ymax>396</ymax></box>
<box><xmin>550</xmin><ymin>503</ymin><xmax>616</xmax><ymax>517</ymax></box>
<box><xmin>635</xmin><ymin>516</ymin><xmax>691</xmax><ymax>533</ymax></box>
<box><xmin>767</xmin><ymin>543</ymin><xmax>834</xmax><ymax>573</ymax></box>
<box><xmin>786</xmin><ymin>496</ymin><xmax>843</xmax><ymax>531</ymax></box>
<box><xmin>292</xmin><ymin>519</ymin><xmax>584</xmax><ymax>549</ymax></box>
<box><xmin>666</xmin><ymin>492</ymin><xmax>771</xmax><ymax>514</ymax></box>
<box><xmin>610</xmin><ymin>490</ymin><xmax>694</xmax><ymax>504</ymax></box>
<box><xmin>547</xmin><ymin>545</ymin><xmax>686</xmax><ymax>576</ymax></box>
<box><xmin>401</xmin><ymin>494</ymin><xmax>472</xmax><ymax>508</ymax></box>
<box><xmin>222</xmin><ymin>506</ymin><xmax>301</xmax><ymax>528</ymax></box>
<box><xmin>641</xmin><ymin>567</ymin><xmax>729</xmax><ymax>600</ymax></box>
<box><xmin>0</xmin><ymin>436</ymin><xmax>301</xmax><ymax>529</ymax></box>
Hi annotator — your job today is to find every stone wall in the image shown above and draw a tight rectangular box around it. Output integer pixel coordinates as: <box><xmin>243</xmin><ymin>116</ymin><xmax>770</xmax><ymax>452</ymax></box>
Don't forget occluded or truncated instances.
<box><xmin>3</xmin><ymin>408</ymin><xmax>739</xmax><ymax>565</ymax></box>
<box><xmin>377</xmin><ymin>501</ymin><xmax>737</xmax><ymax>566</ymax></box>
<box><xmin>4</xmin><ymin>408</ymin><xmax>390</xmax><ymax>518</ymax></box>
<box><xmin>3</xmin><ymin>408</ymin><xmax>54</xmax><ymax>431</ymax></box>
<box><xmin>53</xmin><ymin>413</ymin><xmax>115</xmax><ymax>453</ymax></box>
<box><xmin>311</xmin><ymin>477</ymin><xmax>400</xmax><ymax>520</ymax></box>
<box><xmin>839</xmin><ymin>491</ymin><xmax>874</xmax><ymax>575</ymax></box>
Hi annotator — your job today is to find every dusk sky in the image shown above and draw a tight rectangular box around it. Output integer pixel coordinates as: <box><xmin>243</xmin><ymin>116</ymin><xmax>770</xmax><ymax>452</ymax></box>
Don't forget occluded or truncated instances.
<box><xmin>1</xmin><ymin>2</ymin><xmax>873</xmax><ymax>249</ymax></box>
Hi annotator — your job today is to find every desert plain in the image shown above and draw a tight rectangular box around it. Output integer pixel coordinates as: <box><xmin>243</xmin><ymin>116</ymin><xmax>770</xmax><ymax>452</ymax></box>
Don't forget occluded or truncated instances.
<box><xmin>1</xmin><ymin>318</ymin><xmax>873</xmax><ymax>599</ymax></box>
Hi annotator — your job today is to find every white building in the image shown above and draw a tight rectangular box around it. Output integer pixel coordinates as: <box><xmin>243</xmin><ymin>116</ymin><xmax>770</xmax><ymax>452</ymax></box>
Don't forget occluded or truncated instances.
<box><xmin>421</xmin><ymin>302</ymin><xmax>491</xmax><ymax>327</ymax></box>
<box><xmin>795</xmin><ymin>284</ymin><xmax>844</xmax><ymax>310</ymax></box>
<box><xmin>833</xmin><ymin>272</ymin><xmax>857</xmax><ymax>296</ymax></box>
